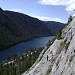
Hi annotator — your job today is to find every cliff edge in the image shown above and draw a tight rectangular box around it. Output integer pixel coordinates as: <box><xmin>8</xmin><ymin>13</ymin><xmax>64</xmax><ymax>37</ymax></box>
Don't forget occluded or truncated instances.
<box><xmin>22</xmin><ymin>17</ymin><xmax>75</xmax><ymax>75</ymax></box>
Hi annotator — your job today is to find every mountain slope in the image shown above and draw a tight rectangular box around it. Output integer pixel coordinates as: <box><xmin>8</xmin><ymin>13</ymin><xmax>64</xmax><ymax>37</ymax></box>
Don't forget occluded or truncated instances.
<box><xmin>0</xmin><ymin>8</ymin><xmax>51</xmax><ymax>50</ymax></box>
<box><xmin>43</xmin><ymin>21</ymin><xmax>64</xmax><ymax>35</ymax></box>
<box><xmin>5</xmin><ymin>11</ymin><xmax>52</xmax><ymax>36</ymax></box>
<box><xmin>0</xmin><ymin>8</ymin><xmax>64</xmax><ymax>50</ymax></box>
<box><xmin>22</xmin><ymin>17</ymin><xmax>75</xmax><ymax>75</ymax></box>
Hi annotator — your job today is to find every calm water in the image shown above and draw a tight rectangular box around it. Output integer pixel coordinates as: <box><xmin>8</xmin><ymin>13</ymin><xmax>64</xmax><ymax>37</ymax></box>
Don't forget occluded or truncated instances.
<box><xmin>0</xmin><ymin>36</ymin><xmax>54</xmax><ymax>62</ymax></box>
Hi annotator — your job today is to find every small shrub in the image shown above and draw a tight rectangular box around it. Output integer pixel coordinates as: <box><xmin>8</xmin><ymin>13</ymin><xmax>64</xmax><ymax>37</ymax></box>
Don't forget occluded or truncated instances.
<box><xmin>46</xmin><ymin>40</ymin><xmax>51</xmax><ymax>48</ymax></box>
<box><xmin>46</xmin><ymin>65</ymin><xmax>53</xmax><ymax>75</ymax></box>
<box><xmin>64</xmin><ymin>39</ymin><xmax>67</xmax><ymax>43</ymax></box>
<box><xmin>67</xmin><ymin>15</ymin><xmax>72</xmax><ymax>24</ymax></box>
<box><xmin>55</xmin><ymin>30</ymin><xmax>62</xmax><ymax>40</ymax></box>
<box><xmin>65</xmin><ymin>42</ymin><xmax>70</xmax><ymax>50</ymax></box>
<box><xmin>64</xmin><ymin>15</ymin><xmax>73</xmax><ymax>29</ymax></box>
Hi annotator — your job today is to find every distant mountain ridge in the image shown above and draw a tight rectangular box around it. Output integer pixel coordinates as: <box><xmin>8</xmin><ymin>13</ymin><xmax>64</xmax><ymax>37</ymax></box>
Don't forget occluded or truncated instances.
<box><xmin>43</xmin><ymin>21</ymin><xmax>64</xmax><ymax>35</ymax></box>
<box><xmin>0</xmin><ymin>8</ymin><xmax>64</xmax><ymax>50</ymax></box>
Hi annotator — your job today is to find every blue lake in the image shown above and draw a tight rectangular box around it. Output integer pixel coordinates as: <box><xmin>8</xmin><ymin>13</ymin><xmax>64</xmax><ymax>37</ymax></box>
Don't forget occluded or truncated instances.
<box><xmin>0</xmin><ymin>36</ymin><xmax>54</xmax><ymax>62</ymax></box>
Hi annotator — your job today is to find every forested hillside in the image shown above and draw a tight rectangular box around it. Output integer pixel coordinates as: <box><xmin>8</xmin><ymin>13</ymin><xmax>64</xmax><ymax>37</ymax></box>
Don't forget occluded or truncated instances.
<box><xmin>0</xmin><ymin>8</ymin><xmax>64</xmax><ymax>50</ymax></box>
<box><xmin>43</xmin><ymin>21</ymin><xmax>64</xmax><ymax>35</ymax></box>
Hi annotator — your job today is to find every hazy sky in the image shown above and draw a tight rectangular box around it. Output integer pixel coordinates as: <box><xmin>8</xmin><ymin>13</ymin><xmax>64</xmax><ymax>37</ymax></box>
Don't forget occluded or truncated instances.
<box><xmin>0</xmin><ymin>0</ymin><xmax>75</xmax><ymax>23</ymax></box>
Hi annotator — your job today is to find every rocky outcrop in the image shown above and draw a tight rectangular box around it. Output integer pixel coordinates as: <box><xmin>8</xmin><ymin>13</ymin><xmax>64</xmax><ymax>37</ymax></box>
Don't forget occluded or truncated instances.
<box><xmin>22</xmin><ymin>17</ymin><xmax>75</xmax><ymax>75</ymax></box>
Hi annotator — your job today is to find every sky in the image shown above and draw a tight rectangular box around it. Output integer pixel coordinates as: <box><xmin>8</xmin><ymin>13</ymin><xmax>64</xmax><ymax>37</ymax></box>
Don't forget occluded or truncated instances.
<box><xmin>0</xmin><ymin>0</ymin><xmax>75</xmax><ymax>23</ymax></box>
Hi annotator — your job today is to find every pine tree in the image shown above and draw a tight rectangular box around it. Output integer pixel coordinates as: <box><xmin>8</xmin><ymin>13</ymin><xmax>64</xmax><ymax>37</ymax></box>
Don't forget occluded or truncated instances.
<box><xmin>68</xmin><ymin>15</ymin><xmax>72</xmax><ymax>23</ymax></box>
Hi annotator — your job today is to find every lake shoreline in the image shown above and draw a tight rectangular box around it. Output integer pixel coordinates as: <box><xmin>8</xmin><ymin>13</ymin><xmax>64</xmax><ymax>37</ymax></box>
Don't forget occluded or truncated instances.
<box><xmin>0</xmin><ymin>35</ymin><xmax>54</xmax><ymax>51</ymax></box>
<box><xmin>0</xmin><ymin>36</ymin><xmax>55</xmax><ymax>62</ymax></box>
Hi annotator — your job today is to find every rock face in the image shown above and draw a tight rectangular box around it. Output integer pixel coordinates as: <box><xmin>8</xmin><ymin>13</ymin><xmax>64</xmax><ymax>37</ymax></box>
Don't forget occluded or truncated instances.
<box><xmin>22</xmin><ymin>17</ymin><xmax>75</xmax><ymax>75</ymax></box>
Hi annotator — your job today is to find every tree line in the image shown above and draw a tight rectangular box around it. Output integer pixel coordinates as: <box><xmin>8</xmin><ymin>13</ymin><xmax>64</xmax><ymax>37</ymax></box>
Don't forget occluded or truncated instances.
<box><xmin>0</xmin><ymin>47</ymin><xmax>43</xmax><ymax>75</ymax></box>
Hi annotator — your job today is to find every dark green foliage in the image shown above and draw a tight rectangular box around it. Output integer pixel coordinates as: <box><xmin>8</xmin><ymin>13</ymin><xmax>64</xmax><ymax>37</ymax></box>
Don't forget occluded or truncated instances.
<box><xmin>65</xmin><ymin>15</ymin><xmax>72</xmax><ymax>28</ymax></box>
<box><xmin>65</xmin><ymin>42</ymin><xmax>70</xmax><ymax>50</ymax></box>
<box><xmin>43</xmin><ymin>21</ymin><xmax>64</xmax><ymax>35</ymax></box>
<box><xmin>0</xmin><ymin>8</ymin><xmax>64</xmax><ymax>51</ymax></box>
<box><xmin>46</xmin><ymin>40</ymin><xmax>51</xmax><ymax>46</ymax></box>
<box><xmin>0</xmin><ymin>47</ymin><xmax>43</xmax><ymax>75</ymax></box>
<box><xmin>54</xmin><ymin>15</ymin><xmax>73</xmax><ymax>41</ymax></box>
<box><xmin>47</xmin><ymin>37</ymin><xmax>56</xmax><ymax>46</ymax></box>
<box><xmin>46</xmin><ymin>40</ymin><xmax>51</xmax><ymax>48</ymax></box>
<box><xmin>46</xmin><ymin>65</ymin><xmax>53</xmax><ymax>75</ymax></box>
<box><xmin>55</xmin><ymin>30</ymin><xmax>62</xmax><ymax>40</ymax></box>
<box><xmin>0</xmin><ymin>9</ymin><xmax>52</xmax><ymax>51</ymax></box>
<box><xmin>64</xmin><ymin>15</ymin><xmax>73</xmax><ymax>28</ymax></box>
<box><xmin>67</xmin><ymin>15</ymin><xmax>72</xmax><ymax>24</ymax></box>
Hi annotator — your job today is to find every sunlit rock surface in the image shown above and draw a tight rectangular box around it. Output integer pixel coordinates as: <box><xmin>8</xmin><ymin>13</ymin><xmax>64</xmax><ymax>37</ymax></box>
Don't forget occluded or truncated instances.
<box><xmin>22</xmin><ymin>17</ymin><xmax>75</xmax><ymax>75</ymax></box>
